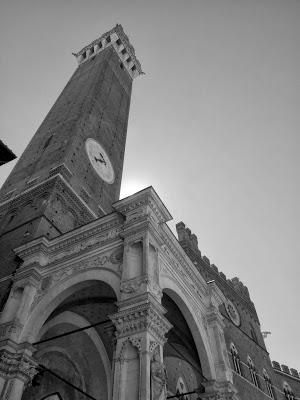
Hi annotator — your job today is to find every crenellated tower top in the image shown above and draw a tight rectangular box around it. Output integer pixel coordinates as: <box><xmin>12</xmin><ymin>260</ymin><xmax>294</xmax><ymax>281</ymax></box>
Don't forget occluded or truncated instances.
<box><xmin>73</xmin><ymin>24</ymin><xmax>144</xmax><ymax>79</ymax></box>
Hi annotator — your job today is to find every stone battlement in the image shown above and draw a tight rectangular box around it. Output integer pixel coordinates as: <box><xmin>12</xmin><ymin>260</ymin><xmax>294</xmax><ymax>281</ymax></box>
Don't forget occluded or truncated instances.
<box><xmin>272</xmin><ymin>361</ymin><xmax>300</xmax><ymax>380</ymax></box>
<box><xmin>176</xmin><ymin>222</ymin><xmax>251</xmax><ymax>301</ymax></box>
<box><xmin>73</xmin><ymin>24</ymin><xmax>144</xmax><ymax>79</ymax></box>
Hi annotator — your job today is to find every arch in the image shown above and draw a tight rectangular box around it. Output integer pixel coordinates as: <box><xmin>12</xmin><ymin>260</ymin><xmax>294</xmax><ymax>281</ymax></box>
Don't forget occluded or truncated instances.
<box><xmin>37</xmin><ymin>311</ymin><xmax>112</xmax><ymax>400</ymax></box>
<box><xmin>160</xmin><ymin>274</ymin><xmax>215</xmax><ymax>381</ymax></box>
<box><xmin>41</xmin><ymin>393</ymin><xmax>63</xmax><ymax>400</ymax></box>
<box><xmin>35</xmin><ymin>344</ymin><xmax>85</xmax><ymax>391</ymax></box>
<box><xmin>21</xmin><ymin>269</ymin><xmax>120</xmax><ymax>342</ymax></box>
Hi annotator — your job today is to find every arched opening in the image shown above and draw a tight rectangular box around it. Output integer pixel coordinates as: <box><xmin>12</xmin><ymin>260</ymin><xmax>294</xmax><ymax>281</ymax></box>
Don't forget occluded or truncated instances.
<box><xmin>22</xmin><ymin>280</ymin><xmax>117</xmax><ymax>400</ymax></box>
<box><xmin>162</xmin><ymin>291</ymin><xmax>206</xmax><ymax>397</ymax></box>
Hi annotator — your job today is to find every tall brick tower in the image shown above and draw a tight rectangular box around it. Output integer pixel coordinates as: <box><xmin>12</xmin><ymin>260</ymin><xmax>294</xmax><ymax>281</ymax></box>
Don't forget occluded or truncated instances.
<box><xmin>0</xmin><ymin>25</ymin><xmax>143</xmax><ymax>303</ymax></box>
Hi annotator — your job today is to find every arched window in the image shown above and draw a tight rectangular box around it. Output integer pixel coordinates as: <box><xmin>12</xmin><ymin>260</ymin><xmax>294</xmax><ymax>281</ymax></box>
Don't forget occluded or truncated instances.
<box><xmin>283</xmin><ymin>382</ymin><xmax>295</xmax><ymax>400</ymax></box>
<box><xmin>263</xmin><ymin>369</ymin><xmax>274</xmax><ymax>398</ymax></box>
<box><xmin>247</xmin><ymin>356</ymin><xmax>259</xmax><ymax>388</ymax></box>
<box><xmin>230</xmin><ymin>343</ymin><xmax>242</xmax><ymax>375</ymax></box>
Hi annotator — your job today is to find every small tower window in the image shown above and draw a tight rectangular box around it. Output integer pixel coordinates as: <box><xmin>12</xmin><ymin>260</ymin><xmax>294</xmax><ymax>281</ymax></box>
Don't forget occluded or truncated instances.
<box><xmin>283</xmin><ymin>382</ymin><xmax>295</xmax><ymax>400</ymax></box>
<box><xmin>43</xmin><ymin>134</ymin><xmax>53</xmax><ymax>151</ymax></box>
<box><xmin>250</xmin><ymin>324</ymin><xmax>258</xmax><ymax>343</ymax></box>
<box><xmin>230</xmin><ymin>343</ymin><xmax>242</xmax><ymax>375</ymax></box>
<box><xmin>247</xmin><ymin>356</ymin><xmax>259</xmax><ymax>388</ymax></box>
<box><xmin>263</xmin><ymin>369</ymin><xmax>274</xmax><ymax>399</ymax></box>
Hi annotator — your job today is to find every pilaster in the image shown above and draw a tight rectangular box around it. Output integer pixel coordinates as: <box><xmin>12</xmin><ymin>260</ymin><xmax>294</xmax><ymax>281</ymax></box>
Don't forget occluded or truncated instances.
<box><xmin>0</xmin><ymin>342</ymin><xmax>38</xmax><ymax>400</ymax></box>
<box><xmin>110</xmin><ymin>293</ymin><xmax>172</xmax><ymax>400</ymax></box>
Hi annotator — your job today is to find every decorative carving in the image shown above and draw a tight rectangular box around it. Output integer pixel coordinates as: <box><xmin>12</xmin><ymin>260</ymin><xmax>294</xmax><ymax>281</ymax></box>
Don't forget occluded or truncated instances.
<box><xmin>30</xmin><ymin>251</ymin><xmax>122</xmax><ymax>311</ymax></box>
<box><xmin>129</xmin><ymin>336</ymin><xmax>142</xmax><ymax>352</ymax></box>
<box><xmin>110</xmin><ymin>301</ymin><xmax>172</xmax><ymax>344</ymax></box>
<box><xmin>151</xmin><ymin>352</ymin><xmax>167</xmax><ymax>400</ymax></box>
<box><xmin>149</xmin><ymin>341</ymin><xmax>159</xmax><ymax>353</ymax></box>
<box><xmin>49</xmin><ymin>228</ymin><xmax>122</xmax><ymax>263</ymax></box>
<box><xmin>0</xmin><ymin>349</ymin><xmax>38</xmax><ymax>383</ymax></box>
<box><xmin>0</xmin><ymin>175</ymin><xmax>95</xmax><ymax>224</ymax></box>
<box><xmin>120</xmin><ymin>276</ymin><xmax>162</xmax><ymax>298</ymax></box>
<box><xmin>118</xmin><ymin>336</ymin><xmax>142</xmax><ymax>362</ymax></box>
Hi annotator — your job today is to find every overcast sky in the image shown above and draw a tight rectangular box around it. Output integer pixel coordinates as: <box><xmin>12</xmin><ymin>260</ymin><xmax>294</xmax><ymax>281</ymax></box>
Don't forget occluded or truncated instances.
<box><xmin>1</xmin><ymin>0</ymin><xmax>299</xmax><ymax>369</ymax></box>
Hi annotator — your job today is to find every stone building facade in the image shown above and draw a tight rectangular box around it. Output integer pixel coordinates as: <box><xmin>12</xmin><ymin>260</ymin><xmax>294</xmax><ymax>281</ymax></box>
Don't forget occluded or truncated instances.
<box><xmin>0</xmin><ymin>25</ymin><xmax>298</xmax><ymax>400</ymax></box>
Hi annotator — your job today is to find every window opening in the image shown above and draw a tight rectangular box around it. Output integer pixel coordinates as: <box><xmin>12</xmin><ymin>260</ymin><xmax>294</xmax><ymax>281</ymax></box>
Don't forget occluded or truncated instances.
<box><xmin>230</xmin><ymin>343</ymin><xmax>242</xmax><ymax>375</ymax></box>
<box><xmin>283</xmin><ymin>382</ymin><xmax>295</xmax><ymax>400</ymax></box>
<box><xmin>247</xmin><ymin>356</ymin><xmax>259</xmax><ymax>388</ymax></box>
<box><xmin>263</xmin><ymin>369</ymin><xmax>274</xmax><ymax>399</ymax></box>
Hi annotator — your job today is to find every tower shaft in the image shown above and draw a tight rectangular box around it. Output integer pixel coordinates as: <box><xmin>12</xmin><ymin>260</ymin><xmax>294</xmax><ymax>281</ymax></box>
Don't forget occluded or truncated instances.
<box><xmin>0</xmin><ymin>25</ymin><xmax>142</xmax><ymax>299</ymax></box>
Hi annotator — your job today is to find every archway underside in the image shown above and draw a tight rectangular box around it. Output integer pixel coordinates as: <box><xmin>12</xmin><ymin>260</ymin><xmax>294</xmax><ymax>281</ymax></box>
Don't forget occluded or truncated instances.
<box><xmin>22</xmin><ymin>280</ymin><xmax>117</xmax><ymax>400</ymax></box>
<box><xmin>162</xmin><ymin>292</ymin><xmax>206</xmax><ymax>397</ymax></box>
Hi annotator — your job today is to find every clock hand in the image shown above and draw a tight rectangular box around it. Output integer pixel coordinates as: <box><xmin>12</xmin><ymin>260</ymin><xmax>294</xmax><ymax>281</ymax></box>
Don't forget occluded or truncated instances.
<box><xmin>94</xmin><ymin>153</ymin><xmax>107</xmax><ymax>165</ymax></box>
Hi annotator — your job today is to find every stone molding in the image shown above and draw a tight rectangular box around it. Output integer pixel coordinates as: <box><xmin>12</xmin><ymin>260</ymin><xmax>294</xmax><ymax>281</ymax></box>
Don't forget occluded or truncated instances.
<box><xmin>0</xmin><ymin>348</ymin><xmax>38</xmax><ymax>383</ymax></box>
<box><xmin>29</xmin><ymin>249</ymin><xmax>123</xmax><ymax>312</ymax></box>
<box><xmin>14</xmin><ymin>213</ymin><xmax>123</xmax><ymax>267</ymax></box>
<box><xmin>113</xmin><ymin>186</ymin><xmax>172</xmax><ymax>227</ymax></box>
<box><xmin>0</xmin><ymin>175</ymin><xmax>96</xmax><ymax>223</ymax></box>
<box><xmin>110</xmin><ymin>298</ymin><xmax>172</xmax><ymax>344</ymax></box>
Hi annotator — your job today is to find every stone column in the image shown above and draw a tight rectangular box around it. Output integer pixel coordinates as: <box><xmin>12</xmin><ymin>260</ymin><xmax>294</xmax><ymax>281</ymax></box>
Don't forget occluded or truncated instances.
<box><xmin>111</xmin><ymin>188</ymin><xmax>173</xmax><ymax>399</ymax></box>
<box><xmin>0</xmin><ymin>343</ymin><xmax>38</xmax><ymax>400</ymax></box>
<box><xmin>0</xmin><ymin>268</ymin><xmax>41</xmax><ymax>343</ymax></box>
<box><xmin>110</xmin><ymin>294</ymin><xmax>171</xmax><ymax>400</ymax></box>
<box><xmin>205</xmin><ymin>303</ymin><xmax>233</xmax><ymax>383</ymax></box>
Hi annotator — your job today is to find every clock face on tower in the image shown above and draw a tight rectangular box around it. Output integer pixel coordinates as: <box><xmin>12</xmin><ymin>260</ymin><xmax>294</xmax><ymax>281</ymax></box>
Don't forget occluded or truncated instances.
<box><xmin>85</xmin><ymin>138</ymin><xmax>115</xmax><ymax>184</ymax></box>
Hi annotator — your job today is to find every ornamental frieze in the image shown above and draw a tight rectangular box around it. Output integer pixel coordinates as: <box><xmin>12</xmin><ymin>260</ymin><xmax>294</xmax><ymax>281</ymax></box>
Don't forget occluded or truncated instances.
<box><xmin>120</xmin><ymin>275</ymin><xmax>162</xmax><ymax>299</ymax></box>
<box><xmin>30</xmin><ymin>249</ymin><xmax>123</xmax><ymax>312</ymax></box>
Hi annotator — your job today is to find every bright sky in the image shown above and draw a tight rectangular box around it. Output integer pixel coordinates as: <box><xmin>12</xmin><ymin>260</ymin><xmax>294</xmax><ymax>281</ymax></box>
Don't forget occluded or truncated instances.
<box><xmin>1</xmin><ymin>0</ymin><xmax>299</xmax><ymax>369</ymax></box>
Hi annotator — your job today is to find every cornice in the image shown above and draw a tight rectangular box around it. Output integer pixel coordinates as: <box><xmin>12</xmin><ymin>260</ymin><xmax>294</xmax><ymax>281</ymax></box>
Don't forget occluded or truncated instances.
<box><xmin>14</xmin><ymin>212</ymin><xmax>123</xmax><ymax>267</ymax></box>
<box><xmin>0</xmin><ymin>174</ymin><xmax>97</xmax><ymax>222</ymax></box>
<box><xmin>113</xmin><ymin>186</ymin><xmax>172</xmax><ymax>225</ymax></box>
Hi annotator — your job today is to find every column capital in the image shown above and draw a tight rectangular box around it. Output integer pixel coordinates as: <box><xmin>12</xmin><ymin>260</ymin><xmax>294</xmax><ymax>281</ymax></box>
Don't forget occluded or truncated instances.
<box><xmin>110</xmin><ymin>294</ymin><xmax>172</xmax><ymax>345</ymax></box>
<box><xmin>0</xmin><ymin>347</ymin><xmax>38</xmax><ymax>384</ymax></box>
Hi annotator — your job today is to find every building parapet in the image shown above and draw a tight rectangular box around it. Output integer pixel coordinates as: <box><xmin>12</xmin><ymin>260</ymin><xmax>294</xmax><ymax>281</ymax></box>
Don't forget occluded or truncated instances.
<box><xmin>73</xmin><ymin>24</ymin><xmax>144</xmax><ymax>79</ymax></box>
<box><xmin>176</xmin><ymin>222</ymin><xmax>252</xmax><ymax>303</ymax></box>
<box><xmin>272</xmin><ymin>361</ymin><xmax>300</xmax><ymax>380</ymax></box>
